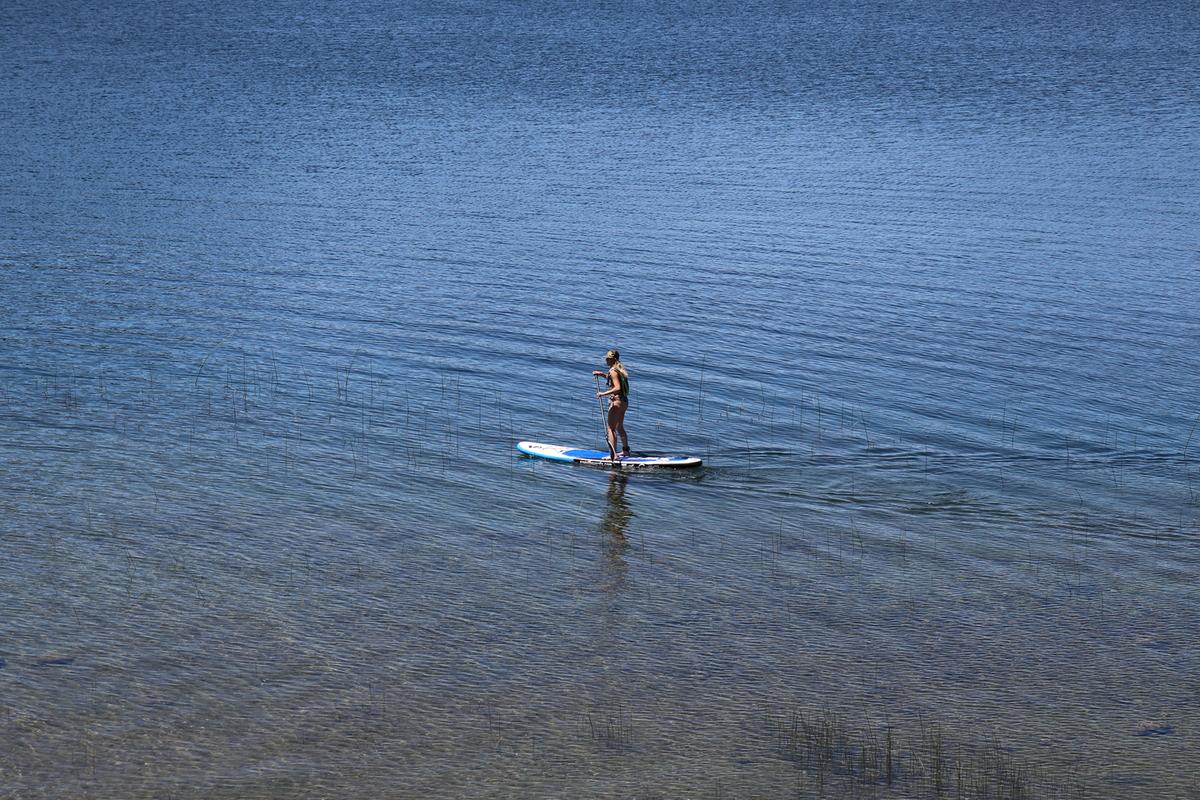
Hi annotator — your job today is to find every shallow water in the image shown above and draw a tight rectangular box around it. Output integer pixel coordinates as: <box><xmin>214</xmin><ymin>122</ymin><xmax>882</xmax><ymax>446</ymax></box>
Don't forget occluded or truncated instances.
<box><xmin>2</xmin><ymin>0</ymin><xmax>1198</xmax><ymax>797</ymax></box>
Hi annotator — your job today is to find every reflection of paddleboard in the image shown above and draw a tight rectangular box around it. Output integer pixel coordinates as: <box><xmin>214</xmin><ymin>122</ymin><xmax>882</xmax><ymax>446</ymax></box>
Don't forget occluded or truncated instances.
<box><xmin>516</xmin><ymin>441</ymin><xmax>702</xmax><ymax>469</ymax></box>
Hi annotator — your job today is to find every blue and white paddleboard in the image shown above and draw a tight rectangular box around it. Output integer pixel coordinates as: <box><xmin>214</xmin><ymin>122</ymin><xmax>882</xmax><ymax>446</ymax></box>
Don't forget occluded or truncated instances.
<box><xmin>516</xmin><ymin>441</ymin><xmax>702</xmax><ymax>469</ymax></box>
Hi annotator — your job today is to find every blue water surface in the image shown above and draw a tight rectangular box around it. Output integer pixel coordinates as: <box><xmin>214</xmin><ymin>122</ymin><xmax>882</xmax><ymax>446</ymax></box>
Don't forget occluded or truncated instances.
<box><xmin>2</xmin><ymin>1</ymin><xmax>1198</xmax><ymax>797</ymax></box>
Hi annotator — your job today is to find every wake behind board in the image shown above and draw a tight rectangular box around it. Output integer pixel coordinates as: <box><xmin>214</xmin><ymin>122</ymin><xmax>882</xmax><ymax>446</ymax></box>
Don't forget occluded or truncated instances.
<box><xmin>517</xmin><ymin>441</ymin><xmax>702</xmax><ymax>469</ymax></box>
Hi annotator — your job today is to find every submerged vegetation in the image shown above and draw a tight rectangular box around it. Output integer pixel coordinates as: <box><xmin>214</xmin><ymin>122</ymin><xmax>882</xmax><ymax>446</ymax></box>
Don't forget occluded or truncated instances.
<box><xmin>773</xmin><ymin>708</ymin><xmax>1087</xmax><ymax>800</ymax></box>
<box><xmin>2</xmin><ymin>355</ymin><xmax>1195</xmax><ymax>799</ymax></box>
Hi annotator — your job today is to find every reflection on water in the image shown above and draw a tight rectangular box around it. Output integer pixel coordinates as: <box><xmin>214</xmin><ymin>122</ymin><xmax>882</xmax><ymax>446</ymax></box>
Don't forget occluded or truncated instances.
<box><xmin>601</xmin><ymin>473</ymin><xmax>633</xmax><ymax>541</ymax></box>
<box><xmin>600</xmin><ymin>472</ymin><xmax>632</xmax><ymax>589</ymax></box>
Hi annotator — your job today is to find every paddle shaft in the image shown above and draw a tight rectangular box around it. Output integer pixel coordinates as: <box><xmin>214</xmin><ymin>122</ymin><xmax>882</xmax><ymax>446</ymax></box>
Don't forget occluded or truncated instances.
<box><xmin>593</xmin><ymin>374</ymin><xmax>608</xmax><ymax>444</ymax></box>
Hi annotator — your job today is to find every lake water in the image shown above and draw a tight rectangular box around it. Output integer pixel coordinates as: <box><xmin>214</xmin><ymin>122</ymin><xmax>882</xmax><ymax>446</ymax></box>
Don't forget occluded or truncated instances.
<box><xmin>2</xmin><ymin>1</ymin><xmax>1198</xmax><ymax>797</ymax></box>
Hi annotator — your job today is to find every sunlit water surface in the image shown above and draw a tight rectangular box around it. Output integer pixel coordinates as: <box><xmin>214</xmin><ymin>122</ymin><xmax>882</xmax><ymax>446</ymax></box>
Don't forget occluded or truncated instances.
<box><xmin>2</xmin><ymin>1</ymin><xmax>1198</xmax><ymax>797</ymax></box>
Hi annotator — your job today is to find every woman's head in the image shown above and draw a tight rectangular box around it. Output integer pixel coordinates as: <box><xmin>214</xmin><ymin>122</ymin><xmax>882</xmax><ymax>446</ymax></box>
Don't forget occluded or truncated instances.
<box><xmin>605</xmin><ymin>349</ymin><xmax>620</xmax><ymax>365</ymax></box>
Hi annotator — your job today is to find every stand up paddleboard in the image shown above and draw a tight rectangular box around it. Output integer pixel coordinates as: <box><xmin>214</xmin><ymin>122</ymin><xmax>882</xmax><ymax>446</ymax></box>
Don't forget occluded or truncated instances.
<box><xmin>517</xmin><ymin>441</ymin><xmax>702</xmax><ymax>469</ymax></box>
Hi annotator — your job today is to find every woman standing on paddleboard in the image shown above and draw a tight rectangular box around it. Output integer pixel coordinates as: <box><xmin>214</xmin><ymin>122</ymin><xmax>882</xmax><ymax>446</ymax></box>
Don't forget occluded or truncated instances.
<box><xmin>593</xmin><ymin>349</ymin><xmax>631</xmax><ymax>461</ymax></box>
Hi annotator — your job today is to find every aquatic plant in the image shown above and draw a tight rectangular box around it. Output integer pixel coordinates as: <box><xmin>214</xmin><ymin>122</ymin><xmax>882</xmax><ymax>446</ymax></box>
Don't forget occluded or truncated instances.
<box><xmin>774</xmin><ymin>707</ymin><xmax>1086</xmax><ymax>799</ymax></box>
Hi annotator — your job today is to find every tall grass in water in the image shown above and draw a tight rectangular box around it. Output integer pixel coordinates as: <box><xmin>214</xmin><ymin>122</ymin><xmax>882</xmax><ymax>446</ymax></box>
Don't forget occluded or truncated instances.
<box><xmin>775</xmin><ymin>707</ymin><xmax>1086</xmax><ymax>799</ymax></box>
<box><xmin>586</xmin><ymin>703</ymin><xmax>635</xmax><ymax>750</ymax></box>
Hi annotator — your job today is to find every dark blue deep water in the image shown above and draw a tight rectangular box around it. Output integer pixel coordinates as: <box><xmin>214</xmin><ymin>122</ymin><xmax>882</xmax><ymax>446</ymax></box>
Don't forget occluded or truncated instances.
<box><xmin>2</xmin><ymin>1</ymin><xmax>1198</xmax><ymax>797</ymax></box>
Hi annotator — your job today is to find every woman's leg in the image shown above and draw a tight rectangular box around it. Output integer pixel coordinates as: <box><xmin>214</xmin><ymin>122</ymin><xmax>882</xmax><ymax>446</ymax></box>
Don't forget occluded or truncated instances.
<box><xmin>605</xmin><ymin>404</ymin><xmax>620</xmax><ymax>460</ymax></box>
<box><xmin>610</xmin><ymin>402</ymin><xmax>629</xmax><ymax>456</ymax></box>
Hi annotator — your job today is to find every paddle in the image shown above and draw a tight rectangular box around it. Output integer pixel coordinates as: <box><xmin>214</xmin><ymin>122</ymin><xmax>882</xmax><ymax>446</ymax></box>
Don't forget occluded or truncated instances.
<box><xmin>593</xmin><ymin>374</ymin><xmax>608</xmax><ymax>446</ymax></box>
